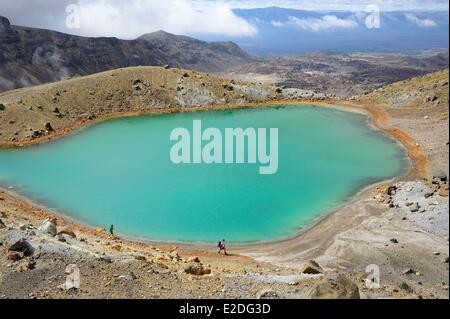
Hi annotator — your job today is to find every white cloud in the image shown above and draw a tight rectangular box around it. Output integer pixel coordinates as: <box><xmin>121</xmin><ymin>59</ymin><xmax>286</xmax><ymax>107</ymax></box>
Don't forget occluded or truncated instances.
<box><xmin>272</xmin><ymin>15</ymin><xmax>358</xmax><ymax>32</ymax></box>
<box><xmin>1</xmin><ymin>0</ymin><xmax>446</xmax><ymax>39</ymax></box>
<box><xmin>270</xmin><ymin>21</ymin><xmax>284</xmax><ymax>27</ymax></box>
<box><xmin>72</xmin><ymin>0</ymin><xmax>258</xmax><ymax>38</ymax></box>
<box><xmin>404</xmin><ymin>13</ymin><xmax>437</xmax><ymax>27</ymax></box>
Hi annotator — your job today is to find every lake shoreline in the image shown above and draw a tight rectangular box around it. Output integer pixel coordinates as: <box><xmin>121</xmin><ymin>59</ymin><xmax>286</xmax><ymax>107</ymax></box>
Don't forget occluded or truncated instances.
<box><xmin>0</xmin><ymin>99</ymin><xmax>426</xmax><ymax>249</ymax></box>
<box><xmin>1</xmin><ymin>66</ymin><xmax>448</xmax><ymax>299</ymax></box>
<box><xmin>0</xmin><ymin>99</ymin><xmax>366</xmax><ymax>149</ymax></box>
<box><xmin>1</xmin><ymin>96</ymin><xmax>448</xmax><ymax>299</ymax></box>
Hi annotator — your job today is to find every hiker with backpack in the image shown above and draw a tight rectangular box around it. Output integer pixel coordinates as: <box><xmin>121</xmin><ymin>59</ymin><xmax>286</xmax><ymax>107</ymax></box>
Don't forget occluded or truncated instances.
<box><xmin>217</xmin><ymin>239</ymin><xmax>228</xmax><ymax>256</ymax></box>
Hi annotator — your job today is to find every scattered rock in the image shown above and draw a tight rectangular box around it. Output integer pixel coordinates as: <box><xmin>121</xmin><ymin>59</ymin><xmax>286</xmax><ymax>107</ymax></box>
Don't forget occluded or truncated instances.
<box><xmin>111</xmin><ymin>244</ymin><xmax>122</xmax><ymax>251</ymax></box>
<box><xmin>187</xmin><ymin>256</ymin><xmax>201</xmax><ymax>263</ymax></box>
<box><xmin>58</xmin><ymin>227</ymin><xmax>77</xmax><ymax>238</ymax></box>
<box><xmin>31</xmin><ymin>130</ymin><xmax>43</xmax><ymax>139</ymax></box>
<box><xmin>26</xmin><ymin>259</ymin><xmax>36</xmax><ymax>270</ymax></box>
<box><xmin>424</xmin><ymin>191</ymin><xmax>435</xmax><ymax>199</ymax></box>
<box><xmin>430</xmin><ymin>201</ymin><xmax>439</xmax><ymax>206</ymax></box>
<box><xmin>399</xmin><ymin>282</ymin><xmax>413</xmax><ymax>293</ymax></box>
<box><xmin>57</xmin><ymin>283</ymin><xmax>78</xmax><ymax>292</ymax></box>
<box><xmin>430</xmin><ymin>252</ymin><xmax>440</xmax><ymax>257</ymax></box>
<box><xmin>163</xmin><ymin>65</ymin><xmax>170</xmax><ymax>69</ymax></box>
<box><xmin>300</xmin><ymin>260</ymin><xmax>323</xmax><ymax>274</ymax></box>
<box><xmin>426</xmin><ymin>95</ymin><xmax>438</xmax><ymax>103</ymax></box>
<box><xmin>433</xmin><ymin>173</ymin><xmax>448</xmax><ymax>184</ymax></box>
<box><xmin>0</xmin><ymin>103</ymin><xmax>5</xmax><ymax>111</ymax></box>
<box><xmin>134</xmin><ymin>255</ymin><xmax>147</xmax><ymax>261</ymax></box>
<box><xmin>438</xmin><ymin>188</ymin><xmax>449</xmax><ymax>197</ymax></box>
<box><xmin>409</xmin><ymin>203</ymin><xmax>420</xmax><ymax>213</ymax></box>
<box><xmin>257</xmin><ymin>289</ymin><xmax>279</xmax><ymax>299</ymax></box>
<box><xmin>402</xmin><ymin>268</ymin><xmax>414</xmax><ymax>275</ymax></box>
<box><xmin>390</xmin><ymin>238</ymin><xmax>399</xmax><ymax>244</ymax></box>
<box><xmin>8</xmin><ymin>238</ymin><xmax>34</xmax><ymax>256</ymax></box>
<box><xmin>387</xmin><ymin>185</ymin><xmax>397</xmax><ymax>196</ymax></box>
<box><xmin>98</xmin><ymin>255</ymin><xmax>114</xmax><ymax>263</ymax></box>
<box><xmin>306</xmin><ymin>272</ymin><xmax>360</xmax><ymax>299</ymax></box>
<box><xmin>44</xmin><ymin>122</ymin><xmax>54</xmax><ymax>132</ymax></box>
<box><xmin>118</xmin><ymin>273</ymin><xmax>137</xmax><ymax>281</ymax></box>
<box><xmin>155</xmin><ymin>253</ymin><xmax>165</xmax><ymax>261</ymax></box>
<box><xmin>94</xmin><ymin>227</ymin><xmax>105</xmax><ymax>234</ymax></box>
<box><xmin>7</xmin><ymin>251</ymin><xmax>22</xmax><ymax>261</ymax></box>
<box><xmin>0</xmin><ymin>218</ymin><xmax>6</xmax><ymax>229</ymax></box>
<box><xmin>184</xmin><ymin>263</ymin><xmax>211</xmax><ymax>276</ymax></box>
<box><xmin>223</xmin><ymin>83</ymin><xmax>234</xmax><ymax>91</ymax></box>
<box><xmin>38</xmin><ymin>218</ymin><xmax>57</xmax><ymax>236</ymax></box>
<box><xmin>169</xmin><ymin>251</ymin><xmax>180</xmax><ymax>261</ymax></box>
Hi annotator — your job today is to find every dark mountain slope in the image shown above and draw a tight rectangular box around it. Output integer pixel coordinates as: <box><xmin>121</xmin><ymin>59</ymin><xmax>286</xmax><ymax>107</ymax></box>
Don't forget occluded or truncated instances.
<box><xmin>0</xmin><ymin>16</ymin><xmax>256</xmax><ymax>93</ymax></box>
<box><xmin>137</xmin><ymin>31</ymin><xmax>255</xmax><ymax>72</ymax></box>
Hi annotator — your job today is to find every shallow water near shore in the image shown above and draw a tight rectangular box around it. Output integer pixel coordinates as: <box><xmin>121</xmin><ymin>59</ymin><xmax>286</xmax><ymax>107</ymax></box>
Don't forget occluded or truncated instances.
<box><xmin>0</xmin><ymin>105</ymin><xmax>407</xmax><ymax>243</ymax></box>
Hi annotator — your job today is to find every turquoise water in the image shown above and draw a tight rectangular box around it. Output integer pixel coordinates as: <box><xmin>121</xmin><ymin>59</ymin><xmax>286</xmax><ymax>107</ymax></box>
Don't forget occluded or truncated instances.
<box><xmin>0</xmin><ymin>105</ymin><xmax>407</xmax><ymax>243</ymax></box>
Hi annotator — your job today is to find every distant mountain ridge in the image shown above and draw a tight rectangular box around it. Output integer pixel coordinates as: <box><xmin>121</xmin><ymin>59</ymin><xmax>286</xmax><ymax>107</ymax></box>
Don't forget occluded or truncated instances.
<box><xmin>214</xmin><ymin>7</ymin><xmax>449</xmax><ymax>56</ymax></box>
<box><xmin>0</xmin><ymin>16</ymin><xmax>256</xmax><ymax>93</ymax></box>
<box><xmin>137</xmin><ymin>31</ymin><xmax>255</xmax><ymax>72</ymax></box>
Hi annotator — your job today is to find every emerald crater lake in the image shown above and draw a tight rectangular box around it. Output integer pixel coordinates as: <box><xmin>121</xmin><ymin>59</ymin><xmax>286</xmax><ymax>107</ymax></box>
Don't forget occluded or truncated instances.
<box><xmin>0</xmin><ymin>105</ymin><xmax>408</xmax><ymax>243</ymax></box>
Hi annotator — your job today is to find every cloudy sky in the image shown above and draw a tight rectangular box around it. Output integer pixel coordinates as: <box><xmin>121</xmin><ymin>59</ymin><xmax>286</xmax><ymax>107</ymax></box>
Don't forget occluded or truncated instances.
<box><xmin>0</xmin><ymin>0</ymin><xmax>448</xmax><ymax>39</ymax></box>
<box><xmin>193</xmin><ymin>0</ymin><xmax>449</xmax><ymax>10</ymax></box>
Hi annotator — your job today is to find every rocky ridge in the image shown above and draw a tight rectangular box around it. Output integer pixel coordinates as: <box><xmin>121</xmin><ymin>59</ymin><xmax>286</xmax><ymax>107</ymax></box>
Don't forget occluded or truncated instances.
<box><xmin>0</xmin><ymin>66</ymin><xmax>276</xmax><ymax>145</ymax></box>
<box><xmin>0</xmin><ymin>16</ymin><xmax>256</xmax><ymax>93</ymax></box>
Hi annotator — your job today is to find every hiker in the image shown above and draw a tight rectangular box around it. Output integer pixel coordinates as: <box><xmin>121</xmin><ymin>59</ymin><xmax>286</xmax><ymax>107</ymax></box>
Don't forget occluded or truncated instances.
<box><xmin>109</xmin><ymin>224</ymin><xmax>114</xmax><ymax>236</ymax></box>
<box><xmin>217</xmin><ymin>239</ymin><xmax>227</xmax><ymax>256</ymax></box>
